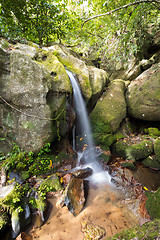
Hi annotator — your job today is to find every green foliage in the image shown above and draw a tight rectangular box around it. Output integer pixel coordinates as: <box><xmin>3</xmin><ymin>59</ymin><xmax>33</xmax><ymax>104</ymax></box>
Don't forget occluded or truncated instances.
<box><xmin>0</xmin><ymin>0</ymin><xmax>159</xmax><ymax>62</ymax></box>
<box><xmin>0</xmin><ymin>209</ymin><xmax>9</xmax><ymax>230</ymax></box>
<box><xmin>0</xmin><ymin>183</ymin><xmax>29</xmax><ymax>214</ymax></box>
<box><xmin>0</xmin><ymin>0</ymin><xmax>71</xmax><ymax>45</ymax></box>
<box><xmin>1</xmin><ymin>142</ymin><xmax>58</xmax><ymax>178</ymax></box>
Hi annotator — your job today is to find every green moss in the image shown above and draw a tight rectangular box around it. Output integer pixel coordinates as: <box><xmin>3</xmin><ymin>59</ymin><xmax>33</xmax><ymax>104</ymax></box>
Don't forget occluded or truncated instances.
<box><xmin>154</xmin><ymin>138</ymin><xmax>160</xmax><ymax>163</ymax></box>
<box><xmin>108</xmin><ymin>219</ymin><xmax>160</xmax><ymax>239</ymax></box>
<box><xmin>142</xmin><ymin>155</ymin><xmax>160</xmax><ymax>170</ymax></box>
<box><xmin>144</xmin><ymin>127</ymin><xmax>160</xmax><ymax>137</ymax></box>
<box><xmin>145</xmin><ymin>188</ymin><xmax>160</xmax><ymax>219</ymax></box>
<box><xmin>92</xmin><ymin>119</ymin><xmax>125</xmax><ymax>147</ymax></box>
<box><xmin>90</xmin><ymin>80</ymin><xmax>126</xmax><ymax>133</ymax></box>
<box><xmin>0</xmin><ymin>184</ymin><xmax>29</xmax><ymax>214</ymax></box>
<box><xmin>39</xmin><ymin>174</ymin><xmax>63</xmax><ymax>192</ymax></box>
<box><xmin>112</xmin><ymin>138</ymin><xmax>153</xmax><ymax>161</ymax></box>
<box><xmin>126</xmin><ymin>140</ymin><xmax>153</xmax><ymax>161</ymax></box>
<box><xmin>120</xmin><ymin>161</ymin><xmax>136</xmax><ymax>169</ymax></box>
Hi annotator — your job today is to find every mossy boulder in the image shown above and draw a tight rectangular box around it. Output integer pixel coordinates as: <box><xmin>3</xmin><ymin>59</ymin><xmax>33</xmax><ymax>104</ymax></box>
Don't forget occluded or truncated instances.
<box><xmin>108</xmin><ymin>219</ymin><xmax>160</xmax><ymax>240</ymax></box>
<box><xmin>142</xmin><ymin>155</ymin><xmax>160</xmax><ymax>170</ymax></box>
<box><xmin>126</xmin><ymin>63</ymin><xmax>160</xmax><ymax>121</ymax></box>
<box><xmin>154</xmin><ymin>138</ymin><xmax>160</xmax><ymax>162</ymax></box>
<box><xmin>112</xmin><ymin>136</ymin><xmax>153</xmax><ymax>161</ymax></box>
<box><xmin>0</xmin><ymin>46</ymin><xmax>69</xmax><ymax>152</ymax></box>
<box><xmin>90</xmin><ymin>79</ymin><xmax>126</xmax><ymax>139</ymax></box>
<box><xmin>145</xmin><ymin>187</ymin><xmax>160</xmax><ymax>219</ymax></box>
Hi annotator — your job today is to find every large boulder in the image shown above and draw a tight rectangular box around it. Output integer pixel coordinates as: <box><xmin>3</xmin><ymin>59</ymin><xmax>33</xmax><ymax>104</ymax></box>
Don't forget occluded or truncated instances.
<box><xmin>90</xmin><ymin>79</ymin><xmax>126</xmax><ymax>146</ymax></box>
<box><xmin>0</xmin><ymin>39</ymin><xmax>108</xmax><ymax>152</ymax></box>
<box><xmin>126</xmin><ymin>63</ymin><xmax>160</xmax><ymax>121</ymax></box>
<box><xmin>0</xmin><ymin>40</ymin><xmax>71</xmax><ymax>152</ymax></box>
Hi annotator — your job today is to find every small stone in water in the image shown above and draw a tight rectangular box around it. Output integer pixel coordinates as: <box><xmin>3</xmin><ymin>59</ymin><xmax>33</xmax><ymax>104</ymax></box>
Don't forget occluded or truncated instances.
<box><xmin>71</xmin><ymin>167</ymin><xmax>93</xmax><ymax>179</ymax></box>
<box><xmin>81</xmin><ymin>221</ymin><xmax>106</xmax><ymax>240</ymax></box>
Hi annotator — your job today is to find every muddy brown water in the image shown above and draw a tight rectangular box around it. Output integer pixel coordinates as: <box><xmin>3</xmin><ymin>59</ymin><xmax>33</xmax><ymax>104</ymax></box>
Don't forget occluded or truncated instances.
<box><xmin>28</xmin><ymin>182</ymin><xmax>139</xmax><ymax>240</ymax></box>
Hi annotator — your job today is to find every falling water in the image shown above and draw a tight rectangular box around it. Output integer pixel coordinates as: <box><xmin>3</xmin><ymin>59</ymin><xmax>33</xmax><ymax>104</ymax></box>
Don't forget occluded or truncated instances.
<box><xmin>66</xmin><ymin>70</ymin><xmax>111</xmax><ymax>184</ymax></box>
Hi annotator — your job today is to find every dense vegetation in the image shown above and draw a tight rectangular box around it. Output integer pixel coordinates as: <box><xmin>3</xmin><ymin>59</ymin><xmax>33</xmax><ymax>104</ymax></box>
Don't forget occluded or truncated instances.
<box><xmin>0</xmin><ymin>0</ymin><xmax>159</xmax><ymax>63</ymax></box>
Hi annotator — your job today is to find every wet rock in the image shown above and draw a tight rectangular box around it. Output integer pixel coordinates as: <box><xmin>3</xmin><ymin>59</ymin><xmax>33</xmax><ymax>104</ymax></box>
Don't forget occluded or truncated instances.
<box><xmin>9</xmin><ymin>171</ymin><xmax>24</xmax><ymax>184</ymax></box>
<box><xmin>81</xmin><ymin>221</ymin><xmax>106</xmax><ymax>240</ymax></box>
<box><xmin>61</xmin><ymin>178</ymin><xmax>87</xmax><ymax>216</ymax></box>
<box><xmin>70</xmin><ymin>167</ymin><xmax>93</xmax><ymax>179</ymax></box>
<box><xmin>62</xmin><ymin>173</ymin><xmax>72</xmax><ymax>185</ymax></box>
<box><xmin>11</xmin><ymin>208</ymin><xmax>20</xmax><ymax>238</ymax></box>
<box><xmin>11</xmin><ymin>201</ymin><xmax>31</xmax><ymax>238</ymax></box>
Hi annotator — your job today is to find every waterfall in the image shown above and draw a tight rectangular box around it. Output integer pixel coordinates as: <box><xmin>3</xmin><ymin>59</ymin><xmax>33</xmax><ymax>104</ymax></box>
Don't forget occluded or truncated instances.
<box><xmin>66</xmin><ymin>70</ymin><xmax>111</xmax><ymax>185</ymax></box>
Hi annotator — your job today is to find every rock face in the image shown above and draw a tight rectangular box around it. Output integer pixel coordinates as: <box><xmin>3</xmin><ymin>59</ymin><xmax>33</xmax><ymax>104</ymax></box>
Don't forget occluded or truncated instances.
<box><xmin>90</xmin><ymin>79</ymin><xmax>126</xmax><ymax>146</ymax></box>
<box><xmin>0</xmin><ymin>39</ymin><xmax>108</xmax><ymax>152</ymax></box>
<box><xmin>126</xmin><ymin>63</ymin><xmax>160</xmax><ymax>121</ymax></box>
<box><xmin>61</xmin><ymin>178</ymin><xmax>87</xmax><ymax>216</ymax></box>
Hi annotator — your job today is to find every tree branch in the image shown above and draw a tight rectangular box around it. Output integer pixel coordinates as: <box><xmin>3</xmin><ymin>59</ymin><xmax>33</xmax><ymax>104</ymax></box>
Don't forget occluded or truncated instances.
<box><xmin>82</xmin><ymin>0</ymin><xmax>160</xmax><ymax>27</ymax></box>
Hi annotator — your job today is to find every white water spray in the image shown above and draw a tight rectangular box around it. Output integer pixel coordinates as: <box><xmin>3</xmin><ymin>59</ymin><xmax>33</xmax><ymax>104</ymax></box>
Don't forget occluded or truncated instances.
<box><xmin>66</xmin><ymin>70</ymin><xmax>111</xmax><ymax>185</ymax></box>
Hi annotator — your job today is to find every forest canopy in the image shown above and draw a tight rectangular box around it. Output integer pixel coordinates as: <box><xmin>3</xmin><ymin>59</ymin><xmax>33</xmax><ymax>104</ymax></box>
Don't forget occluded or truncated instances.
<box><xmin>0</xmin><ymin>0</ymin><xmax>159</xmax><ymax>62</ymax></box>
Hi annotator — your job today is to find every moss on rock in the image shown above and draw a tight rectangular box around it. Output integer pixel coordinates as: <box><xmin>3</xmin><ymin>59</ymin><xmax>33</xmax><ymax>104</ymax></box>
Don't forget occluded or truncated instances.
<box><xmin>142</xmin><ymin>155</ymin><xmax>160</xmax><ymax>170</ymax></box>
<box><xmin>112</xmin><ymin>137</ymin><xmax>153</xmax><ymax>161</ymax></box>
<box><xmin>144</xmin><ymin>127</ymin><xmax>160</xmax><ymax>137</ymax></box>
<box><xmin>90</xmin><ymin>79</ymin><xmax>126</xmax><ymax>138</ymax></box>
<box><xmin>145</xmin><ymin>187</ymin><xmax>160</xmax><ymax>219</ymax></box>
<box><xmin>154</xmin><ymin>138</ymin><xmax>160</xmax><ymax>163</ymax></box>
<box><xmin>39</xmin><ymin>174</ymin><xmax>63</xmax><ymax>192</ymax></box>
<box><xmin>36</xmin><ymin>49</ymin><xmax>71</xmax><ymax>92</ymax></box>
<box><xmin>108</xmin><ymin>219</ymin><xmax>160</xmax><ymax>239</ymax></box>
<box><xmin>120</xmin><ymin>160</ymin><xmax>136</xmax><ymax>169</ymax></box>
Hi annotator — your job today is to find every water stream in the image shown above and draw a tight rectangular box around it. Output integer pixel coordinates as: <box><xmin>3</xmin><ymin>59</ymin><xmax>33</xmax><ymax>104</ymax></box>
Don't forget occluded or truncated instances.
<box><xmin>66</xmin><ymin>69</ymin><xmax>111</xmax><ymax>185</ymax></box>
